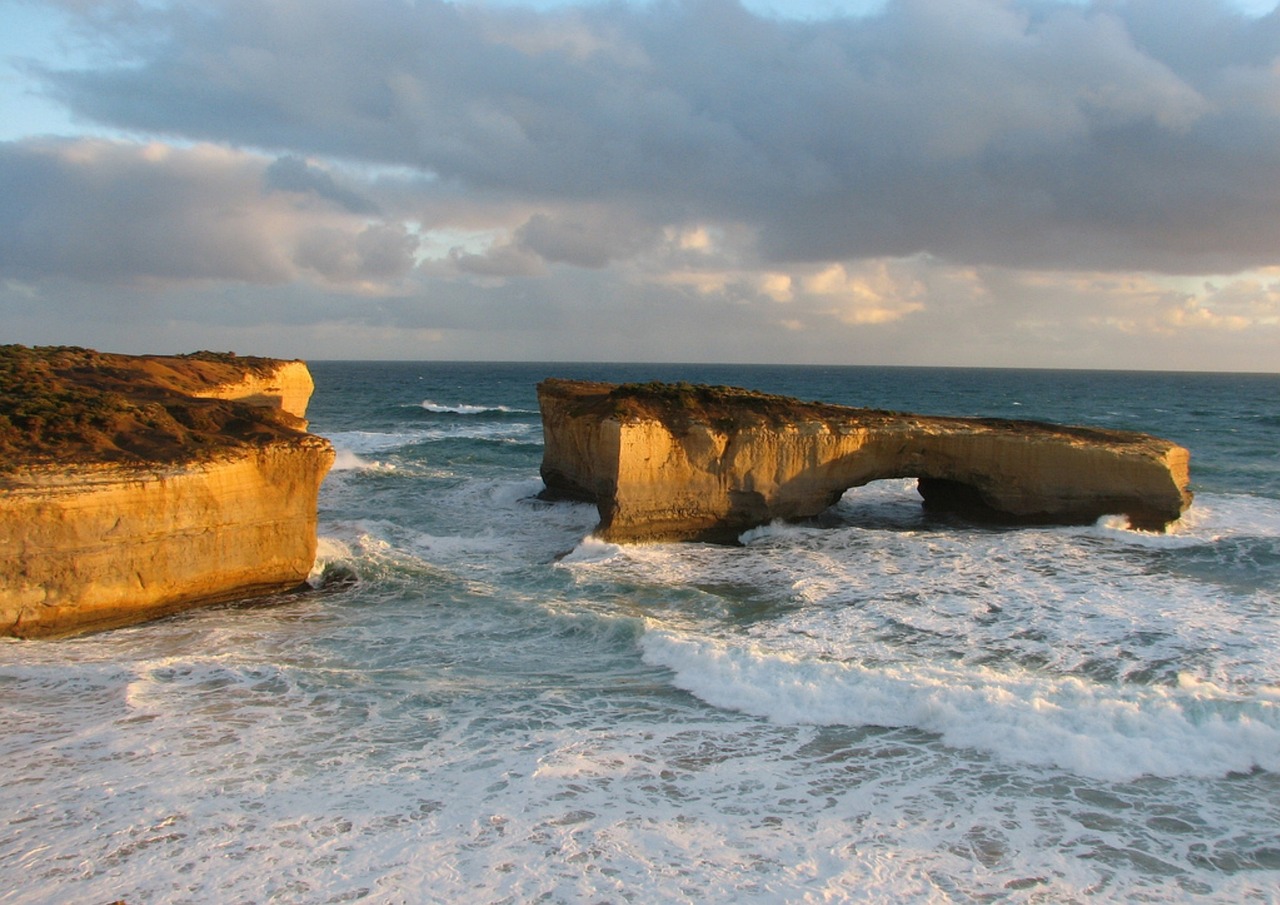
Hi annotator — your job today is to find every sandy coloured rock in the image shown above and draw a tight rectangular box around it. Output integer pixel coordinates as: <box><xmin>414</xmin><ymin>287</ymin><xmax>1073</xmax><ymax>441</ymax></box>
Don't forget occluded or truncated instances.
<box><xmin>1</xmin><ymin>347</ymin><xmax>334</xmax><ymax>637</ymax></box>
<box><xmin>538</xmin><ymin>379</ymin><xmax>1192</xmax><ymax>543</ymax></box>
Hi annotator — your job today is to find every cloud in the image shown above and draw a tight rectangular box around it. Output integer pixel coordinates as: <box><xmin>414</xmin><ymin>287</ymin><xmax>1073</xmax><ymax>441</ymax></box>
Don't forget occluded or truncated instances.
<box><xmin>3</xmin><ymin>0</ymin><xmax>1279</xmax><ymax>370</ymax></box>
<box><xmin>264</xmin><ymin>155</ymin><xmax>381</xmax><ymax>215</ymax></box>
<box><xmin>294</xmin><ymin>223</ymin><xmax>420</xmax><ymax>285</ymax></box>
<box><xmin>449</xmin><ymin>241</ymin><xmax>547</xmax><ymax>278</ymax></box>
<box><xmin>0</xmin><ymin>138</ymin><xmax>418</xmax><ymax>290</ymax></box>
<box><xmin>29</xmin><ymin>0</ymin><xmax>1280</xmax><ymax>275</ymax></box>
<box><xmin>515</xmin><ymin>210</ymin><xmax>659</xmax><ymax>268</ymax></box>
<box><xmin>800</xmin><ymin>261</ymin><xmax>927</xmax><ymax>324</ymax></box>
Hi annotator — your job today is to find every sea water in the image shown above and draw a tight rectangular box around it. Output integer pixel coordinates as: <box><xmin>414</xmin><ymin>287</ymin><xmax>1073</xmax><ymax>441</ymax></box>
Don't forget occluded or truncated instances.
<box><xmin>3</xmin><ymin>362</ymin><xmax>1278</xmax><ymax>904</ymax></box>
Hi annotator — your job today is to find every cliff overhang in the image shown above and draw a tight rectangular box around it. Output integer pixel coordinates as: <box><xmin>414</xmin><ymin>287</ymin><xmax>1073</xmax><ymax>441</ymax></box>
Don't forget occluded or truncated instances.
<box><xmin>537</xmin><ymin>379</ymin><xmax>1192</xmax><ymax>544</ymax></box>
<box><xmin>1</xmin><ymin>346</ymin><xmax>335</xmax><ymax>638</ymax></box>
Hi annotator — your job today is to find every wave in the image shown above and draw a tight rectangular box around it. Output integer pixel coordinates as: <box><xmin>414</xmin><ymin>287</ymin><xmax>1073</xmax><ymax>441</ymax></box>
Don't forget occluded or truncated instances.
<box><xmin>639</xmin><ymin>629</ymin><xmax>1280</xmax><ymax>781</ymax></box>
<box><xmin>329</xmin><ymin>449</ymin><xmax>386</xmax><ymax>472</ymax></box>
<box><xmin>557</xmin><ymin>537</ymin><xmax>625</xmax><ymax>564</ymax></box>
<box><xmin>554</xmin><ymin>486</ymin><xmax>1280</xmax><ymax>781</ymax></box>
<box><xmin>420</xmin><ymin>400</ymin><xmax>536</xmax><ymax>416</ymax></box>
<box><xmin>322</xmin><ymin>423</ymin><xmax>541</xmax><ymax>455</ymax></box>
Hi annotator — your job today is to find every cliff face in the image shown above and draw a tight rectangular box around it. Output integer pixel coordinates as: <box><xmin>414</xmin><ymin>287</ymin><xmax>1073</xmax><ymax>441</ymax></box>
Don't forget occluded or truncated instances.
<box><xmin>192</xmin><ymin>359</ymin><xmax>316</xmax><ymax>425</ymax></box>
<box><xmin>538</xmin><ymin>379</ymin><xmax>1192</xmax><ymax>543</ymax></box>
<box><xmin>1</xmin><ymin>347</ymin><xmax>334</xmax><ymax>638</ymax></box>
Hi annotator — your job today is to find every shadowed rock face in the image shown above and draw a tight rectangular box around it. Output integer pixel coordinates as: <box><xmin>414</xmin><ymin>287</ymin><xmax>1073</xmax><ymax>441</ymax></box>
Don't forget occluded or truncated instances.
<box><xmin>0</xmin><ymin>346</ymin><xmax>334</xmax><ymax>638</ymax></box>
<box><xmin>538</xmin><ymin>379</ymin><xmax>1192</xmax><ymax>544</ymax></box>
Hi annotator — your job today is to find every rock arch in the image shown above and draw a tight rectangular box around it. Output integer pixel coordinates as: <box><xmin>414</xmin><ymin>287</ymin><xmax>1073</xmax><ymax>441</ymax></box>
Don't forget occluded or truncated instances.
<box><xmin>537</xmin><ymin>379</ymin><xmax>1191</xmax><ymax>543</ymax></box>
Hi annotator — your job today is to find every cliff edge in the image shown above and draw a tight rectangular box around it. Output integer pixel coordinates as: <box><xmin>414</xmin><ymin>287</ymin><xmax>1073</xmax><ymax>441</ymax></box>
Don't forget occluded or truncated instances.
<box><xmin>538</xmin><ymin>379</ymin><xmax>1192</xmax><ymax>543</ymax></box>
<box><xmin>1</xmin><ymin>346</ymin><xmax>335</xmax><ymax>638</ymax></box>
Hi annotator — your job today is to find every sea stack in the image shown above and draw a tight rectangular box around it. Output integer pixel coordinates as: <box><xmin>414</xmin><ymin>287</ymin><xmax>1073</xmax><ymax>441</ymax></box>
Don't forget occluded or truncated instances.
<box><xmin>538</xmin><ymin>379</ymin><xmax>1192</xmax><ymax>544</ymax></box>
<box><xmin>0</xmin><ymin>346</ymin><xmax>335</xmax><ymax>638</ymax></box>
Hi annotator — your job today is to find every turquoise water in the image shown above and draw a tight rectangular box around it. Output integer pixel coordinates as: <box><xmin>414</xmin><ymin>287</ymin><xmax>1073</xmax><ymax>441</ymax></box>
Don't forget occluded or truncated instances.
<box><xmin>3</xmin><ymin>363</ymin><xmax>1279</xmax><ymax>903</ymax></box>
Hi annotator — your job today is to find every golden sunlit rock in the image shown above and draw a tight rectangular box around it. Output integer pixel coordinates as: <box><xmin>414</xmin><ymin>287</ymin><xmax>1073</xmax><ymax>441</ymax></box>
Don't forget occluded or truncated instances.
<box><xmin>538</xmin><ymin>379</ymin><xmax>1191</xmax><ymax>544</ymax></box>
<box><xmin>0</xmin><ymin>346</ymin><xmax>334</xmax><ymax>638</ymax></box>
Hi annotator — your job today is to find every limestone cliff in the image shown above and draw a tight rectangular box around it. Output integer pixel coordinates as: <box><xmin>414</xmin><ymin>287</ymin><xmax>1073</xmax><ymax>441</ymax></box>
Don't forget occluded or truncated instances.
<box><xmin>0</xmin><ymin>346</ymin><xmax>334</xmax><ymax>638</ymax></box>
<box><xmin>538</xmin><ymin>379</ymin><xmax>1192</xmax><ymax>543</ymax></box>
<box><xmin>192</xmin><ymin>359</ymin><xmax>316</xmax><ymax>425</ymax></box>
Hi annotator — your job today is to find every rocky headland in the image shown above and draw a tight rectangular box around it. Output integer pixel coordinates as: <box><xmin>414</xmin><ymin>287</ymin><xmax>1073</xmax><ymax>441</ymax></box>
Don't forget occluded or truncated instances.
<box><xmin>538</xmin><ymin>379</ymin><xmax>1192</xmax><ymax>543</ymax></box>
<box><xmin>1</xmin><ymin>346</ymin><xmax>334</xmax><ymax>638</ymax></box>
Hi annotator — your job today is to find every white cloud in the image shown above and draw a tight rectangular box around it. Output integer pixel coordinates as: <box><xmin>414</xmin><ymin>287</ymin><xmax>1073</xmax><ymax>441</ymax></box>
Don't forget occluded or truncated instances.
<box><xmin>800</xmin><ymin>261</ymin><xmax>926</xmax><ymax>325</ymax></box>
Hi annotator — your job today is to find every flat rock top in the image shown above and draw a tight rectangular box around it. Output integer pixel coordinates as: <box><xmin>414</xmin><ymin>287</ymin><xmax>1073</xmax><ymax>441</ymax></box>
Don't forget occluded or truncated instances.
<box><xmin>1</xmin><ymin>345</ymin><xmax>312</xmax><ymax>476</ymax></box>
<box><xmin>538</xmin><ymin>378</ymin><xmax>1175</xmax><ymax>451</ymax></box>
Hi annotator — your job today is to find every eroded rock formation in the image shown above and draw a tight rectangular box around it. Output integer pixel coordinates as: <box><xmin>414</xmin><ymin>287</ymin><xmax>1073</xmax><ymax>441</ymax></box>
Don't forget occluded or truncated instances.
<box><xmin>538</xmin><ymin>379</ymin><xmax>1192</xmax><ymax>543</ymax></box>
<box><xmin>1</xmin><ymin>346</ymin><xmax>334</xmax><ymax>637</ymax></box>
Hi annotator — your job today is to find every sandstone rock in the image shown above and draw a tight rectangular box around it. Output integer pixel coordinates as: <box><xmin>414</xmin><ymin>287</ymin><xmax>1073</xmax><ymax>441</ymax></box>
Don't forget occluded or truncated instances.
<box><xmin>191</xmin><ymin>358</ymin><xmax>316</xmax><ymax>425</ymax></box>
<box><xmin>538</xmin><ymin>379</ymin><xmax>1192</xmax><ymax>543</ymax></box>
<box><xmin>0</xmin><ymin>346</ymin><xmax>334</xmax><ymax>638</ymax></box>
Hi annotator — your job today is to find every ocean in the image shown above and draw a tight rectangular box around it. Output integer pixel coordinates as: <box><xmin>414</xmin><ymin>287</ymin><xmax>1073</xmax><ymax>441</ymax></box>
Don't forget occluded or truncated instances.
<box><xmin>3</xmin><ymin>362</ymin><xmax>1279</xmax><ymax>904</ymax></box>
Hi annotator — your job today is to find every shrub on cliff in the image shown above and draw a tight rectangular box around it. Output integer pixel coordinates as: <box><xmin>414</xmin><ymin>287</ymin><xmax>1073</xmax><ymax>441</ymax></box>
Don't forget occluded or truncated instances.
<box><xmin>0</xmin><ymin>345</ymin><xmax>305</xmax><ymax>472</ymax></box>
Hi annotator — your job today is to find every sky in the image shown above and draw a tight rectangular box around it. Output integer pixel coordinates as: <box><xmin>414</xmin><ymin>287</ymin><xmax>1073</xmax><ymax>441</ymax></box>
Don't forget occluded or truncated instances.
<box><xmin>1</xmin><ymin>0</ymin><xmax>1278</xmax><ymax>370</ymax></box>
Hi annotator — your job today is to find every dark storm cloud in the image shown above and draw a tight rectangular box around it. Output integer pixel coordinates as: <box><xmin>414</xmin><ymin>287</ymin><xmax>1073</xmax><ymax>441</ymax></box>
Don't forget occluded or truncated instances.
<box><xmin>32</xmin><ymin>0</ymin><xmax>1280</xmax><ymax>274</ymax></box>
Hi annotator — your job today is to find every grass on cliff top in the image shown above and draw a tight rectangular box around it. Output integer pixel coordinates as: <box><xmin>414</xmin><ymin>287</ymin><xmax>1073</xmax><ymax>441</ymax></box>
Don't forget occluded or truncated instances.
<box><xmin>543</xmin><ymin>377</ymin><xmax>1163</xmax><ymax>446</ymax></box>
<box><xmin>611</xmin><ymin>380</ymin><xmax>854</xmax><ymax>421</ymax></box>
<box><xmin>547</xmin><ymin>378</ymin><xmax>893</xmax><ymax>431</ymax></box>
<box><xmin>0</xmin><ymin>345</ymin><xmax>303</xmax><ymax>473</ymax></box>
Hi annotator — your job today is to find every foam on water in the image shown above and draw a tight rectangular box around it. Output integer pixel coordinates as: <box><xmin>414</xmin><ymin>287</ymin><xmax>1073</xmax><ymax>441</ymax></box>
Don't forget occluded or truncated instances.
<box><xmin>7</xmin><ymin>614</ymin><xmax>1277</xmax><ymax>904</ymax></box>
<box><xmin>561</xmin><ymin>485</ymin><xmax>1280</xmax><ymax>780</ymax></box>
<box><xmin>638</xmin><ymin>629</ymin><xmax>1280</xmax><ymax>780</ymax></box>
<box><xmin>7</xmin><ymin>364</ymin><xmax>1280</xmax><ymax>904</ymax></box>
<box><xmin>419</xmin><ymin>399</ymin><xmax>535</xmax><ymax>415</ymax></box>
<box><xmin>329</xmin><ymin>448</ymin><xmax>379</xmax><ymax>471</ymax></box>
<box><xmin>322</xmin><ymin>421</ymin><xmax>541</xmax><ymax>455</ymax></box>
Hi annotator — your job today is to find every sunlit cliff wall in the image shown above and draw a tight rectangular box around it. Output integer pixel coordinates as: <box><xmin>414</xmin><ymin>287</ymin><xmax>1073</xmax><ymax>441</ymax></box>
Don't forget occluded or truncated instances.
<box><xmin>538</xmin><ymin>379</ymin><xmax>1191</xmax><ymax>544</ymax></box>
<box><xmin>1</xmin><ymin>352</ymin><xmax>334</xmax><ymax>638</ymax></box>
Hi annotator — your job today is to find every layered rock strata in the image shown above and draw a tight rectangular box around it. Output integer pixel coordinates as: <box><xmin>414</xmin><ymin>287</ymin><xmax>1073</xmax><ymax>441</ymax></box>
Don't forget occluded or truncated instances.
<box><xmin>1</xmin><ymin>347</ymin><xmax>334</xmax><ymax>638</ymax></box>
<box><xmin>538</xmin><ymin>379</ymin><xmax>1192</xmax><ymax>544</ymax></box>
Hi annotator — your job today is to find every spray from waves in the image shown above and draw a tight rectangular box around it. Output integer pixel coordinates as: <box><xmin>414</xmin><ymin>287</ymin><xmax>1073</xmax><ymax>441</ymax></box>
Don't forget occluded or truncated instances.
<box><xmin>557</xmin><ymin>537</ymin><xmax>624</xmax><ymax>565</ymax></box>
<box><xmin>329</xmin><ymin>448</ymin><xmax>385</xmax><ymax>472</ymax></box>
<box><xmin>308</xmin><ymin>536</ymin><xmax>358</xmax><ymax>587</ymax></box>
<box><xmin>420</xmin><ymin>400</ymin><xmax>535</xmax><ymax>415</ymax></box>
<box><xmin>638</xmin><ymin>629</ymin><xmax>1280</xmax><ymax>781</ymax></box>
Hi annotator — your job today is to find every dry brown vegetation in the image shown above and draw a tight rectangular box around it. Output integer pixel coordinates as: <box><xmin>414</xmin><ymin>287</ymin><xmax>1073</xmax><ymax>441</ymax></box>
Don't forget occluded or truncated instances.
<box><xmin>540</xmin><ymin>377</ymin><xmax>1158</xmax><ymax>446</ymax></box>
<box><xmin>0</xmin><ymin>345</ymin><xmax>305</xmax><ymax>473</ymax></box>
<box><xmin>545</xmin><ymin>378</ymin><xmax>875</xmax><ymax>428</ymax></box>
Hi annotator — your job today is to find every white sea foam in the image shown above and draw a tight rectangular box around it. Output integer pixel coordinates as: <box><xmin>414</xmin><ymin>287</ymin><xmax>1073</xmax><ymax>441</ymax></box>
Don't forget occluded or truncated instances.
<box><xmin>322</xmin><ymin>428</ymin><xmax>424</xmax><ymax>454</ymax></box>
<box><xmin>1090</xmin><ymin>513</ymin><xmax>1209</xmax><ymax>547</ymax></box>
<box><xmin>7</xmin><ymin>368</ymin><xmax>1278</xmax><ymax>905</ymax></box>
<box><xmin>638</xmin><ymin>629</ymin><xmax>1280</xmax><ymax>780</ymax></box>
<box><xmin>1084</xmin><ymin>493</ymin><xmax>1280</xmax><ymax>550</ymax></box>
<box><xmin>307</xmin><ymin>536</ymin><xmax>357</xmax><ymax>585</ymax></box>
<box><xmin>1178</xmin><ymin>491</ymin><xmax>1280</xmax><ymax>538</ymax></box>
<box><xmin>330</xmin><ymin>448</ymin><xmax>380</xmax><ymax>471</ymax></box>
<box><xmin>322</xmin><ymin>422</ymin><xmax>540</xmax><ymax>454</ymax></box>
<box><xmin>420</xmin><ymin>399</ymin><xmax>534</xmax><ymax>415</ymax></box>
<box><xmin>738</xmin><ymin>519</ymin><xmax>826</xmax><ymax>545</ymax></box>
<box><xmin>556</xmin><ymin>485</ymin><xmax>1280</xmax><ymax>781</ymax></box>
<box><xmin>9</xmin><ymin>621</ymin><xmax>1272</xmax><ymax>905</ymax></box>
<box><xmin>559</xmin><ymin>537</ymin><xmax>624</xmax><ymax>564</ymax></box>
